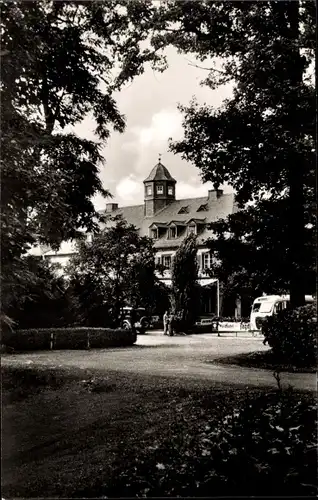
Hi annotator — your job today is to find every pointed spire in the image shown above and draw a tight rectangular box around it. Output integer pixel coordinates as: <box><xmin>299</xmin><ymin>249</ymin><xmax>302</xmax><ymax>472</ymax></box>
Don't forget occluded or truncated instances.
<box><xmin>143</xmin><ymin>159</ymin><xmax>176</xmax><ymax>183</ymax></box>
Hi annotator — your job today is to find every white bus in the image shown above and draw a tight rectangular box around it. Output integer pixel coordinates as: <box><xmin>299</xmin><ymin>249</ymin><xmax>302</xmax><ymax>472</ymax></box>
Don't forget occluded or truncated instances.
<box><xmin>250</xmin><ymin>294</ymin><xmax>315</xmax><ymax>331</ymax></box>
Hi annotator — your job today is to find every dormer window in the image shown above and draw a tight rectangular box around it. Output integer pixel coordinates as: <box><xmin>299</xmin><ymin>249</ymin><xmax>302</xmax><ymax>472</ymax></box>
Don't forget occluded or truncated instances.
<box><xmin>197</xmin><ymin>203</ymin><xmax>208</xmax><ymax>212</ymax></box>
<box><xmin>147</xmin><ymin>186</ymin><xmax>152</xmax><ymax>196</ymax></box>
<box><xmin>178</xmin><ymin>206</ymin><xmax>189</xmax><ymax>214</ymax></box>
<box><xmin>157</xmin><ymin>185</ymin><xmax>163</xmax><ymax>194</ymax></box>
<box><xmin>151</xmin><ymin>228</ymin><xmax>158</xmax><ymax>239</ymax></box>
<box><xmin>169</xmin><ymin>226</ymin><xmax>177</xmax><ymax>239</ymax></box>
<box><xmin>168</xmin><ymin>186</ymin><xmax>174</xmax><ymax>195</ymax></box>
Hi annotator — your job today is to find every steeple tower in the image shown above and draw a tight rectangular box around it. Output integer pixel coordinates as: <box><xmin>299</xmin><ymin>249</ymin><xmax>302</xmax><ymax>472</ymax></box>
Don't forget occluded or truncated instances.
<box><xmin>143</xmin><ymin>157</ymin><xmax>176</xmax><ymax>217</ymax></box>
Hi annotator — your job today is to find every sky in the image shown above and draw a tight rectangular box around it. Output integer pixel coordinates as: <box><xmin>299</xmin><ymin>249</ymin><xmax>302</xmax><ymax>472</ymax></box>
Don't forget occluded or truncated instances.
<box><xmin>75</xmin><ymin>47</ymin><xmax>233</xmax><ymax>210</ymax></box>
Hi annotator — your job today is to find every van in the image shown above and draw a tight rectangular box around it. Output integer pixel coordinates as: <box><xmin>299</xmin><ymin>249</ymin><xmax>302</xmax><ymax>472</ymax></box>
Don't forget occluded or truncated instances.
<box><xmin>250</xmin><ymin>294</ymin><xmax>315</xmax><ymax>331</ymax></box>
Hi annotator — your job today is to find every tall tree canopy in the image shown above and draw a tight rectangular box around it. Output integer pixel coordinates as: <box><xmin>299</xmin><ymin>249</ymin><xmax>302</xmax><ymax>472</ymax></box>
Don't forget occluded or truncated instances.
<box><xmin>66</xmin><ymin>217</ymin><xmax>158</xmax><ymax>326</ymax></box>
<box><xmin>171</xmin><ymin>233</ymin><xmax>199</xmax><ymax>331</ymax></box>
<box><xmin>153</xmin><ymin>1</ymin><xmax>315</xmax><ymax>307</ymax></box>
<box><xmin>1</xmin><ymin>0</ymin><xmax>163</xmax><ymax>318</ymax></box>
<box><xmin>1</xmin><ymin>0</ymin><xmax>163</xmax><ymax>248</ymax></box>
<box><xmin>205</xmin><ymin>198</ymin><xmax>315</xmax><ymax>307</ymax></box>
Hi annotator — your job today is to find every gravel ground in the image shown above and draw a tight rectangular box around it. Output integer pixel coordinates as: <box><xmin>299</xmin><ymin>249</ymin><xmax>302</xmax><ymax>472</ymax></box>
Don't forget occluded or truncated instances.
<box><xmin>2</xmin><ymin>333</ymin><xmax>316</xmax><ymax>391</ymax></box>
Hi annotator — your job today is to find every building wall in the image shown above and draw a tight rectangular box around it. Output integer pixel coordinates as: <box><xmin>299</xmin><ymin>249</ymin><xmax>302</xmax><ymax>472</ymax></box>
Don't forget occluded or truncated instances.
<box><xmin>144</xmin><ymin>180</ymin><xmax>175</xmax><ymax>217</ymax></box>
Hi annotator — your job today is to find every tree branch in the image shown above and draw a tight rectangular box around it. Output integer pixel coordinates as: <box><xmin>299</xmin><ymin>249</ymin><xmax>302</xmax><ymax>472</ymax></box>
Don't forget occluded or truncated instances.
<box><xmin>185</xmin><ymin>58</ymin><xmax>228</xmax><ymax>75</ymax></box>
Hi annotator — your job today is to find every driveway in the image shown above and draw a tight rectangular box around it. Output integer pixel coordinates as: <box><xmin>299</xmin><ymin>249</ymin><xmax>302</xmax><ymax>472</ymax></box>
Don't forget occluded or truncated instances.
<box><xmin>2</xmin><ymin>333</ymin><xmax>316</xmax><ymax>391</ymax></box>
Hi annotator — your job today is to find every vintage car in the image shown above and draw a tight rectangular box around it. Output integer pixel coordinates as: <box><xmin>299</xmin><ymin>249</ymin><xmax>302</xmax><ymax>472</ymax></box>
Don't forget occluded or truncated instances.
<box><xmin>120</xmin><ymin>306</ymin><xmax>150</xmax><ymax>335</ymax></box>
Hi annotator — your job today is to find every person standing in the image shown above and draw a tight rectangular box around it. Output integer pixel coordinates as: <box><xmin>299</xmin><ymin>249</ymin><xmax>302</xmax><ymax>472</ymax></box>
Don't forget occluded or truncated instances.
<box><xmin>163</xmin><ymin>310</ymin><xmax>169</xmax><ymax>335</ymax></box>
<box><xmin>168</xmin><ymin>310</ymin><xmax>174</xmax><ymax>336</ymax></box>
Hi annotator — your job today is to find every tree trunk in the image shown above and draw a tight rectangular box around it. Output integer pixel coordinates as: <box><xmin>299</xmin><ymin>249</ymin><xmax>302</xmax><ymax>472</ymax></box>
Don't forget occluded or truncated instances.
<box><xmin>287</xmin><ymin>1</ymin><xmax>306</xmax><ymax>308</ymax></box>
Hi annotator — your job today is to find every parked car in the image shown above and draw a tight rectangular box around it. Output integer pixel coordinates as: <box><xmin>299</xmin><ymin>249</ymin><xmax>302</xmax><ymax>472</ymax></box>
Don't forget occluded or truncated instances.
<box><xmin>120</xmin><ymin>306</ymin><xmax>150</xmax><ymax>335</ymax></box>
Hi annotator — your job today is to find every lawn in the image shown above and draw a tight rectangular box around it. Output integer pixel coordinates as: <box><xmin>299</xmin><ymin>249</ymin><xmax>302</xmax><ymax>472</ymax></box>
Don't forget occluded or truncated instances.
<box><xmin>213</xmin><ymin>349</ymin><xmax>317</xmax><ymax>373</ymax></box>
<box><xmin>2</xmin><ymin>365</ymin><xmax>317</xmax><ymax>498</ymax></box>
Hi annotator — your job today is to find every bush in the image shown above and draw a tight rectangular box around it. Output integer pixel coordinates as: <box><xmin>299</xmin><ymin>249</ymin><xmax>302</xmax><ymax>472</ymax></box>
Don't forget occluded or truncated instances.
<box><xmin>262</xmin><ymin>304</ymin><xmax>317</xmax><ymax>366</ymax></box>
<box><xmin>2</xmin><ymin>329</ymin><xmax>52</xmax><ymax>351</ymax></box>
<box><xmin>209</xmin><ymin>316</ymin><xmax>250</xmax><ymax>323</ymax></box>
<box><xmin>101</xmin><ymin>389</ymin><xmax>317</xmax><ymax>497</ymax></box>
<box><xmin>2</xmin><ymin>327</ymin><xmax>137</xmax><ymax>351</ymax></box>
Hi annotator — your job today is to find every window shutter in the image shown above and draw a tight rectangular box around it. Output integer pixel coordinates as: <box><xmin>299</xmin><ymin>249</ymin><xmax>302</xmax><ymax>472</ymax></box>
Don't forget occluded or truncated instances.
<box><xmin>197</xmin><ymin>254</ymin><xmax>202</xmax><ymax>268</ymax></box>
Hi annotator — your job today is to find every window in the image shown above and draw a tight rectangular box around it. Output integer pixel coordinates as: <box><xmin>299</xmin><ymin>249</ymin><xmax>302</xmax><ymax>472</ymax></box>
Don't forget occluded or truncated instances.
<box><xmin>188</xmin><ymin>224</ymin><xmax>196</xmax><ymax>235</ymax></box>
<box><xmin>151</xmin><ymin>228</ymin><xmax>158</xmax><ymax>239</ymax></box>
<box><xmin>147</xmin><ymin>186</ymin><xmax>152</xmax><ymax>196</ymax></box>
<box><xmin>157</xmin><ymin>185</ymin><xmax>163</xmax><ymax>194</ymax></box>
<box><xmin>259</xmin><ymin>302</ymin><xmax>274</xmax><ymax>313</ymax></box>
<box><xmin>168</xmin><ymin>186</ymin><xmax>174</xmax><ymax>195</ymax></box>
<box><xmin>178</xmin><ymin>206</ymin><xmax>189</xmax><ymax>214</ymax></box>
<box><xmin>197</xmin><ymin>203</ymin><xmax>208</xmax><ymax>212</ymax></box>
<box><xmin>252</xmin><ymin>303</ymin><xmax>261</xmax><ymax>312</ymax></box>
<box><xmin>202</xmin><ymin>252</ymin><xmax>211</xmax><ymax>269</ymax></box>
<box><xmin>169</xmin><ymin>226</ymin><xmax>176</xmax><ymax>239</ymax></box>
<box><xmin>163</xmin><ymin>255</ymin><xmax>172</xmax><ymax>269</ymax></box>
<box><xmin>274</xmin><ymin>302</ymin><xmax>283</xmax><ymax>314</ymax></box>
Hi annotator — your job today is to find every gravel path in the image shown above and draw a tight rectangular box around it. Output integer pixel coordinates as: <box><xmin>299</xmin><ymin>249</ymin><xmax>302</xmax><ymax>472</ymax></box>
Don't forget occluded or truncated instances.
<box><xmin>2</xmin><ymin>333</ymin><xmax>316</xmax><ymax>391</ymax></box>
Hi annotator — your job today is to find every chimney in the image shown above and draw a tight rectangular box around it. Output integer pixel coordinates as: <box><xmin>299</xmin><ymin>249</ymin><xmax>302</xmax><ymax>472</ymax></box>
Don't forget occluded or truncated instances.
<box><xmin>105</xmin><ymin>203</ymin><xmax>118</xmax><ymax>213</ymax></box>
<box><xmin>208</xmin><ymin>189</ymin><xmax>223</xmax><ymax>201</ymax></box>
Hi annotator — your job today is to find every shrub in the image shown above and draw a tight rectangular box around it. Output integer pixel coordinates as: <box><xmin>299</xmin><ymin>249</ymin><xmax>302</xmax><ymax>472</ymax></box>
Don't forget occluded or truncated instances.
<box><xmin>262</xmin><ymin>304</ymin><xmax>317</xmax><ymax>366</ymax></box>
<box><xmin>101</xmin><ymin>389</ymin><xmax>317</xmax><ymax>497</ymax></box>
<box><xmin>2</xmin><ymin>329</ymin><xmax>52</xmax><ymax>351</ymax></box>
<box><xmin>2</xmin><ymin>327</ymin><xmax>137</xmax><ymax>351</ymax></box>
<box><xmin>210</xmin><ymin>316</ymin><xmax>250</xmax><ymax>323</ymax></box>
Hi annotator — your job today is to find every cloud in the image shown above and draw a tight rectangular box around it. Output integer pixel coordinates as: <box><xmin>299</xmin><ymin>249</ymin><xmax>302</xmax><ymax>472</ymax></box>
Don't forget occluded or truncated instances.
<box><xmin>176</xmin><ymin>181</ymin><xmax>213</xmax><ymax>199</ymax></box>
<box><xmin>87</xmin><ymin>47</ymin><xmax>234</xmax><ymax>210</ymax></box>
<box><xmin>115</xmin><ymin>175</ymin><xmax>143</xmax><ymax>204</ymax></box>
<box><xmin>132</xmin><ymin>109</ymin><xmax>183</xmax><ymax>146</ymax></box>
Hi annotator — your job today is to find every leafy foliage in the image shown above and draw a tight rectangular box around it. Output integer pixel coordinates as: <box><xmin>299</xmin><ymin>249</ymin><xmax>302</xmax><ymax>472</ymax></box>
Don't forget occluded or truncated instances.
<box><xmin>205</xmin><ymin>197</ymin><xmax>316</xmax><ymax>304</ymax></box>
<box><xmin>1</xmin><ymin>0</ymin><xmax>164</xmax><ymax>318</ymax></box>
<box><xmin>171</xmin><ymin>234</ymin><xmax>199</xmax><ymax>331</ymax></box>
<box><xmin>100</xmin><ymin>389</ymin><xmax>317</xmax><ymax>497</ymax></box>
<box><xmin>262</xmin><ymin>304</ymin><xmax>317</xmax><ymax>367</ymax></box>
<box><xmin>66</xmin><ymin>216</ymin><xmax>158</xmax><ymax>327</ymax></box>
<box><xmin>2</xmin><ymin>327</ymin><xmax>136</xmax><ymax>352</ymax></box>
<box><xmin>2</xmin><ymin>256</ymin><xmax>68</xmax><ymax>329</ymax></box>
<box><xmin>154</xmin><ymin>1</ymin><xmax>315</xmax><ymax>307</ymax></box>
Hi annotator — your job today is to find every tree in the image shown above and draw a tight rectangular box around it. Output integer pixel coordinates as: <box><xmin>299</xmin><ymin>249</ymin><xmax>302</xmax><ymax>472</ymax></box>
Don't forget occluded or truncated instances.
<box><xmin>171</xmin><ymin>233</ymin><xmax>199</xmax><ymax>332</ymax></box>
<box><xmin>3</xmin><ymin>256</ymin><xmax>68</xmax><ymax>329</ymax></box>
<box><xmin>66</xmin><ymin>216</ymin><xmax>158</xmax><ymax>327</ymax></box>
<box><xmin>1</xmin><ymin>0</ymin><xmax>164</xmax><ymax>317</ymax></box>
<box><xmin>205</xmin><ymin>197</ymin><xmax>316</xmax><ymax>312</ymax></box>
<box><xmin>153</xmin><ymin>1</ymin><xmax>315</xmax><ymax>308</ymax></box>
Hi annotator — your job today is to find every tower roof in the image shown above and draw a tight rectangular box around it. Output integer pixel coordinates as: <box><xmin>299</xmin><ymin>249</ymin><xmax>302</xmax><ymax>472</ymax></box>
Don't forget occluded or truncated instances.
<box><xmin>143</xmin><ymin>161</ymin><xmax>176</xmax><ymax>183</ymax></box>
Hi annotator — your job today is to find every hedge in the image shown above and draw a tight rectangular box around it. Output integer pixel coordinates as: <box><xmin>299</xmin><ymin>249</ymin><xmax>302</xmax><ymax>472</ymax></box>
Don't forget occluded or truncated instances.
<box><xmin>262</xmin><ymin>304</ymin><xmax>317</xmax><ymax>367</ymax></box>
<box><xmin>2</xmin><ymin>327</ymin><xmax>137</xmax><ymax>351</ymax></box>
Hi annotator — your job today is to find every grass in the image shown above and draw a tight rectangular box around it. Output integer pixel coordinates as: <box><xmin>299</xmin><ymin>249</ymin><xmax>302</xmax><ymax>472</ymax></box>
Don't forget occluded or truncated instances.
<box><xmin>214</xmin><ymin>349</ymin><xmax>317</xmax><ymax>373</ymax></box>
<box><xmin>2</xmin><ymin>365</ymin><xmax>316</xmax><ymax>498</ymax></box>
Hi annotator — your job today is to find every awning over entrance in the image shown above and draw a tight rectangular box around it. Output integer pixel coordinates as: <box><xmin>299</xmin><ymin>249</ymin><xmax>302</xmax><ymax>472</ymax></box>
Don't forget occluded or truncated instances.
<box><xmin>198</xmin><ymin>278</ymin><xmax>218</xmax><ymax>287</ymax></box>
<box><xmin>160</xmin><ymin>278</ymin><xmax>217</xmax><ymax>288</ymax></box>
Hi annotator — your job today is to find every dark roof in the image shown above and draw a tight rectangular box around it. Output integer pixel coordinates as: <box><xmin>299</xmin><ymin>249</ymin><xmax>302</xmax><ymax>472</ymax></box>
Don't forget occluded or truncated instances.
<box><xmin>99</xmin><ymin>192</ymin><xmax>237</xmax><ymax>250</ymax></box>
<box><xmin>149</xmin><ymin>222</ymin><xmax>167</xmax><ymax>228</ymax></box>
<box><xmin>187</xmin><ymin>218</ymin><xmax>206</xmax><ymax>224</ymax></box>
<box><xmin>143</xmin><ymin>162</ymin><xmax>176</xmax><ymax>183</ymax></box>
<box><xmin>167</xmin><ymin>220</ymin><xmax>187</xmax><ymax>226</ymax></box>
